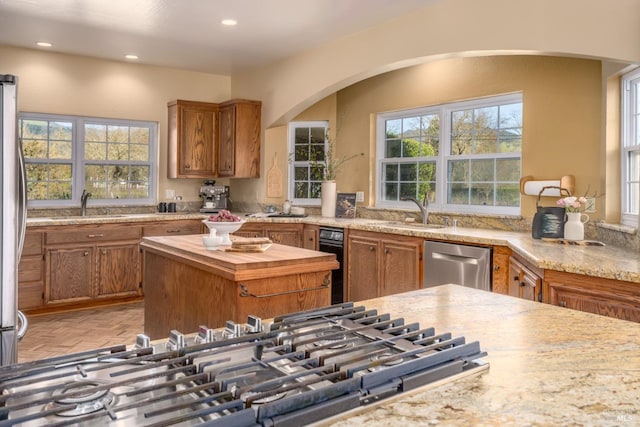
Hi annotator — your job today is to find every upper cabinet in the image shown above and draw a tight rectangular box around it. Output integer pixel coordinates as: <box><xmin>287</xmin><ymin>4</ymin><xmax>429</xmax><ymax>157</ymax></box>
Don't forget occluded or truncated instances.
<box><xmin>167</xmin><ymin>98</ymin><xmax>261</xmax><ymax>179</ymax></box>
<box><xmin>167</xmin><ymin>100</ymin><xmax>218</xmax><ymax>178</ymax></box>
<box><xmin>218</xmin><ymin>99</ymin><xmax>261</xmax><ymax>178</ymax></box>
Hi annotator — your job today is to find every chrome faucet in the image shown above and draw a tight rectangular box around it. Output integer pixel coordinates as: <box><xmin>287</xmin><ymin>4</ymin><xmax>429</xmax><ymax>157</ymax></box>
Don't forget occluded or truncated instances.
<box><xmin>400</xmin><ymin>192</ymin><xmax>429</xmax><ymax>224</ymax></box>
<box><xmin>80</xmin><ymin>189</ymin><xmax>92</xmax><ymax>216</ymax></box>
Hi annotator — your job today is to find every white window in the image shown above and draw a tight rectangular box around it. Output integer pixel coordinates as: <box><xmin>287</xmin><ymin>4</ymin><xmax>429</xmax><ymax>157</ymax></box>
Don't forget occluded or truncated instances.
<box><xmin>376</xmin><ymin>93</ymin><xmax>523</xmax><ymax>215</ymax></box>
<box><xmin>19</xmin><ymin>113</ymin><xmax>157</xmax><ymax>207</ymax></box>
<box><xmin>288</xmin><ymin>121</ymin><xmax>328</xmax><ymax>205</ymax></box>
<box><xmin>622</xmin><ymin>68</ymin><xmax>640</xmax><ymax>227</ymax></box>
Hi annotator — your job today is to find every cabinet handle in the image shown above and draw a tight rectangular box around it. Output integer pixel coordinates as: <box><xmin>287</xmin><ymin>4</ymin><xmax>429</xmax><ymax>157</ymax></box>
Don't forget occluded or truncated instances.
<box><xmin>369</xmin><ymin>246</ymin><xmax>375</xmax><ymax>251</ymax></box>
<box><xmin>494</xmin><ymin>265</ymin><xmax>500</xmax><ymax>271</ymax></box>
<box><xmin>185</xmin><ymin>164</ymin><xmax>191</xmax><ymax>169</ymax></box>
<box><xmin>239</xmin><ymin>274</ymin><xmax>330</xmax><ymax>299</ymax></box>
<box><xmin>384</xmin><ymin>248</ymin><xmax>389</xmax><ymax>254</ymax></box>
<box><xmin>84</xmin><ymin>251</ymin><xmax>89</xmax><ymax>256</ymax></box>
<box><xmin>87</xmin><ymin>234</ymin><xmax>104</xmax><ymax>238</ymax></box>
<box><xmin>166</xmin><ymin>229</ymin><xmax>181</xmax><ymax>233</ymax></box>
<box><xmin>513</xmin><ymin>275</ymin><xmax>520</xmax><ymax>281</ymax></box>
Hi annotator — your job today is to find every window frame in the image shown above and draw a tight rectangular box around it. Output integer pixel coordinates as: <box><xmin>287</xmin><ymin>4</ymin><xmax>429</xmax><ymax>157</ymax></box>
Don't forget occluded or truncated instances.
<box><xmin>287</xmin><ymin>120</ymin><xmax>329</xmax><ymax>206</ymax></box>
<box><xmin>376</xmin><ymin>92</ymin><xmax>523</xmax><ymax>215</ymax></box>
<box><xmin>621</xmin><ymin>68</ymin><xmax>640</xmax><ymax>227</ymax></box>
<box><xmin>19</xmin><ymin>112</ymin><xmax>157</xmax><ymax>208</ymax></box>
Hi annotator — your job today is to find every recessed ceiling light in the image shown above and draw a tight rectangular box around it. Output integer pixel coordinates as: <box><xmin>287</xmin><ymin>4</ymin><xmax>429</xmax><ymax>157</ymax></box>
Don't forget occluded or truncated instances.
<box><xmin>36</xmin><ymin>41</ymin><xmax>52</xmax><ymax>47</ymax></box>
<box><xmin>125</xmin><ymin>54</ymin><xmax>139</xmax><ymax>60</ymax></box>
<box><xmin>221</xmin><ymin>19</ymin><xmax>237</xmax><ymax>26</ymax></box>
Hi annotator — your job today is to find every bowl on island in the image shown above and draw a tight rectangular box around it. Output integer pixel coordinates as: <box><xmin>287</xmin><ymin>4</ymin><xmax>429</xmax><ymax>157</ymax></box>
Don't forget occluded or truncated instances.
<box><xmin>202</xmin><ymin>219</ymin><xmax>245</xmax><ymax>246</ymax></box>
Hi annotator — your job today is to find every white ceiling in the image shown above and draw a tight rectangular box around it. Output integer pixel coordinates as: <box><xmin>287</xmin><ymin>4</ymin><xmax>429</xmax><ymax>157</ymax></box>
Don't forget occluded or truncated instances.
<box><xmin>0</xmin><ymin>0</ymin><xmax>433</xmax><ymax>75</ymax></box>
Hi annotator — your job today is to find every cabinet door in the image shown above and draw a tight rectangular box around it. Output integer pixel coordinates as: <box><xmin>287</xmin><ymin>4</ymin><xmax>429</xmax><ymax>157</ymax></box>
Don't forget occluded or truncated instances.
<box><xmin>380</xmin><ymin>238</ymin><xmax>421</xmax><ymax>296</ymax></box>
<box><xmin>168</xmin><ymin>100</ymin><xmax>217</xmax><ymax>178</ymax></box>
<box><xmin>508</xmin><ymin>256</ymin><xmax>541</xmax><ymax>302</ymax></box>
<box><xmin>492</xmin><ymin>246</ymin><xmax>511</xmax><ymax>295</ymax></box>
<box><xmin>303</xmin><ymin>225</ymin><xmax>319</xmax><ymax>250</ymax></box>
<box><xmin>218</xmin><ymin>100</ymin><xmax>261</xmax><ymax>178</ymax></box>
<box><xmin>217</xmin><ymin>104</ymin><xmax>236</xmax><ymax>176</ymax></box>
<box><xmin>46</xmin><ymin>247</ymin><xmax>93</xmax><ymax>303</ymax></box>
<box><xmin>546</xmin><ymin>275</ymin><xmax>640</xmax><ymax>322</ymax></box>
<box><xmin>264</xmin><ymin>225</ymin><xmax>302</xmax><ymax>247</ymax></box>
<box><xmin>96</xmin><ymin>244</ymin><xmax>141</xmax><ymax>298</ymax></box>
<box><xmin>347</xmin><ymin>235</ymin><xmax>379</xmax><ymax>301</ymax></box>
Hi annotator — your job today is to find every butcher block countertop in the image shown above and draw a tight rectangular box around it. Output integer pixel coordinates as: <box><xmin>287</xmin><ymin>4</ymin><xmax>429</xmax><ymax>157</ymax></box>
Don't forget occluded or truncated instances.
<box><xmin>315</xmin><ymin>285</ymin><xmax>640</xmax><ymax>426</ymax></box>
<box><xmin>141</xmin><ymin>234</ymin><xmax>338</xmax><ymax>282</ymax></box>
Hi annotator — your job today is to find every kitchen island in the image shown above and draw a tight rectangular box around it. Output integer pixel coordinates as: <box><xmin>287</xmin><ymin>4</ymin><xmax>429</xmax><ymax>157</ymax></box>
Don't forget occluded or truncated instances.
<box><xmin>141</xmin><ymin>234</ymin><xmax>338</xmax><ymax>339</ymax></box>
<box><xmin>317</xmin><ymin>284</ymin><xmax>640</xmax><ymax>426</ymax></box>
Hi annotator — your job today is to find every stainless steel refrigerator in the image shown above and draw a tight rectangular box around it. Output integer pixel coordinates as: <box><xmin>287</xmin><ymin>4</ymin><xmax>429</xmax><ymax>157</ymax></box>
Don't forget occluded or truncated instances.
<box><xmin>0</xmin><ymin>74</ymin><xmax>28</xmax><ymax>365</ymax></box>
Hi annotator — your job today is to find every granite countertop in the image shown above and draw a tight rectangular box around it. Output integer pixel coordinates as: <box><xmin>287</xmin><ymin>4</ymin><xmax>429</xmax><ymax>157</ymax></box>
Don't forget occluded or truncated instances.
<box><xmin>313</xmin><ymin>285</ymin><xmax>640</xmax><ymax>426</ymax></box>
<box><xmin>26</xmin><ymin>212</ymin><xmax>640</xmax><ymax>284</ymax></box>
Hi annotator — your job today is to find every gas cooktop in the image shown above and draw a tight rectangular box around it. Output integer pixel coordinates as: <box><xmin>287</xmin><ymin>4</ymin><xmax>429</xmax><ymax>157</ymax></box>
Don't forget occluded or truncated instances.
<box><xmin>0</xmin><ymin>303</ymin><xmax>488</xmax><ymax>426</ymax></box>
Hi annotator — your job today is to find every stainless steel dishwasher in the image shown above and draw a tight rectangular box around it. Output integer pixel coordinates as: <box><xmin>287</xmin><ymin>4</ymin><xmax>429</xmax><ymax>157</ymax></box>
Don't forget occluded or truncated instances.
<box><xmin>424</xmin><ymin>241</ymin><xmax>492</xmax><ymax>291</ymax></box>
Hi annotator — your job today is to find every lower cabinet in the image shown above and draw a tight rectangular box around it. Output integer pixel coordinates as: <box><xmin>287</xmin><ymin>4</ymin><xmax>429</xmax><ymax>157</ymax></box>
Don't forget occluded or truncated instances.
<box><xmin>508</xmin><ymin>255</ymin><xmax>543</xmax><ymax>302</ymax></box>
<box><xmin>236</xmin><ymin>223</ymin><xmax>303</xmax><ymax>247</ymax></box>
<box><xmin>346</xmin><ymin>230</ymin><xmax>422</xmax><ymax>301</ymax></box>
<box><xmin>18</xmin><ymin>230</ymin><xmax>45</xmax><ymax>310</ymax></box>
<box><xmin>545</xmin><ymin>270</ymin><xmax>640</xmax><ymax>322</ymax></box>
<box><xmin>44</xmin><ymin>225</ymin><xmax>142</xmax><ymax>307</ymax></box>
<box><xmin>491</xmin><ymin>245</ymin><xmax>512</xmax><ymax>295</ymax></box>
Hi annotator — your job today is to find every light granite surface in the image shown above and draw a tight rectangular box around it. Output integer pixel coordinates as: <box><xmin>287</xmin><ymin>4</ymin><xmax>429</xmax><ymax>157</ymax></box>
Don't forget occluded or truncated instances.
<box><xmin>312</xmin><ymin>285</ymin><xmax>640</xmax><ymax>427</ymax></box>
<box><xmin>26</xmin><ymin>213</ymin><xmax>640</xmax><ymax>284</ymax></box>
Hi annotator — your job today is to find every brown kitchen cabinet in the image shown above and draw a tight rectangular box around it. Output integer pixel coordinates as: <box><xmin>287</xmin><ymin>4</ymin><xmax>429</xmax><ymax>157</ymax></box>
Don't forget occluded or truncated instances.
<box><xmin>236</xmin><ymin>222</ymin><xmax>303</xmax><ymax>247</ymax></box>
<box><xmin>346</xmin><ymin>230</ymin><xmax>422</xmax><ymax>301</ymax></box>
<box><xmin>142</xmin><ymin>219</ymin><xmax>204</xmax><ymax>236</ymax></box>
<box><xmin>508</xmin><ymin>255</ymin><xmax>543</xmax><ymax>302</ymax></box>
<box><xmin>491</xmin><ymin>245</ymin><xmax>512</xmax><ymax>295</ymax></box>
<box><xmin>44</xmin><ymin>224</ymin><xmax>142</xmax><ymax>307</ymax></box>
<box><xmin>545</xmin><ymin>270</ymin><xmax>640</xmax><ymax>322</ymax></box>
<box><xmin>18</xmin><ymin>230</ymin><xmax>45</xmax><ymax>310</ymax></box>
<box><xmin>217</xmin><ymin>99</ymin><xmax>261</xmax><ymax>178</ymax></box>
<box><xmin>167</xmin><ymin>100</ymin><xmax>218</xmax><ymax>178</ymax></box>
<box><xmin>303</xmin><ymin>224</ymin><xmax>319</xmax><ymax>250</ymax></box>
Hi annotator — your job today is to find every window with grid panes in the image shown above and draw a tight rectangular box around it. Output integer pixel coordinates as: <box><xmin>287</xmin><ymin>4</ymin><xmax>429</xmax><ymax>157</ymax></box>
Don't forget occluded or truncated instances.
<box><xmin>621</xmin><ymin>68</ymin><xmax>640</xmax><ymax>227</ymax></box>
<box><xmin>288</xmin><ymin>121</ymin><xmax>328</xmax><ymax>205</ymax></box>
<box><xmin>377</xmin><ymin>93</ymin><xmax>522</xmax><ymax>214</ymax></box>
<box><xmin>19</xmin><ymin>113</ymin><xmax>157</xmax><ymax>207</ymax></box>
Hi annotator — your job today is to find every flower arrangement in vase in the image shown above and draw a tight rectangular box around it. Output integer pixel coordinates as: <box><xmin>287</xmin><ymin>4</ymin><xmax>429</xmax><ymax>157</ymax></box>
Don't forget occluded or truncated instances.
<box><xmin>556</xmin><ymin>196</ymin><xmax>589</xmax><ymax>241</ymax></box>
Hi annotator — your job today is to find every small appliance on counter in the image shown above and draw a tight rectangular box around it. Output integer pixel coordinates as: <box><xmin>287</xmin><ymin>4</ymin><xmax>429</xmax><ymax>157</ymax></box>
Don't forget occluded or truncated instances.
<box><xmin>199</xmin><ymin>180</ymin><xmax>230</xmax><ymax>213</ymax></box>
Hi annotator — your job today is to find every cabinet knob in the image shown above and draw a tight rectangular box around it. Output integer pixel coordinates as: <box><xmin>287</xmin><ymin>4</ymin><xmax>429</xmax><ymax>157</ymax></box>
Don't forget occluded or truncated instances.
<box><xmin>513</xmin><ymin>275</ymin><xmax>520</xmax><ymax>281</ymax></box>
<box><xmin>185</xmin><ymin>164</ymin><xmax>191</xmax><ymax>169</ymax></box>
<box><xmin>494</xmin><ymin>265</ymin><xmax>500</xmax><ymax>271</ymax></box>
<box><xmin>384</xmin><ymin>248</ymin><xmax>389</xmax><ymax>254</ymax></box>
<box><xmin>520</xmin><ymin>281</ymin><xmax>526</xmax><ymax>287</ymax></box>
<box><xmin>369</xmin><ymin>246</ymin><xmax>375</xmax><ymax>251</ymax></box>
<box><xmin>84</xmin><ymin>251</ymin><xmax>89</xmax><ymax>256</ymax></box>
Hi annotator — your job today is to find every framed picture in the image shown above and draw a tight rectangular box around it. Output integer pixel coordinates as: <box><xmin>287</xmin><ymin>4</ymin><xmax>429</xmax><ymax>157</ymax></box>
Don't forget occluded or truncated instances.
<box><xmin>335</xmin><ymin>193</ymin><xmax>357</xmax><ymax>218</ymax></box>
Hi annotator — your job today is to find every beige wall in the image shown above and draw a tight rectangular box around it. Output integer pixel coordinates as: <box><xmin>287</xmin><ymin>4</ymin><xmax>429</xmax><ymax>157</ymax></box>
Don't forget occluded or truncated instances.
<box><xmin>0</xmin><ymin>44</ymin><xmax>231</xmax><ymax>203</ymax></box>
<box><xmin>230</xmin><ymin>0</ymin><xmax>640</xmax><ymax>217</ymax></box>
<box><xmin>265</xmin><ymin>56</ymin><xmax>603</xmax><ymax>220</ymax></box>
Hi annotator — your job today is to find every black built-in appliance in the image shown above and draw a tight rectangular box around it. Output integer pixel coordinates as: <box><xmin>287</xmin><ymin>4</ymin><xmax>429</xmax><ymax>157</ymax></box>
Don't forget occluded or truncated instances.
<box><xmin>0</xmin><ymin>303</ymin><xmax>488</xmax><ymax>426</ymax></box>
<box><xmin>318</xmin><ymin>227</ymin><xmax>344</xmax><ymax>304</ymax></box>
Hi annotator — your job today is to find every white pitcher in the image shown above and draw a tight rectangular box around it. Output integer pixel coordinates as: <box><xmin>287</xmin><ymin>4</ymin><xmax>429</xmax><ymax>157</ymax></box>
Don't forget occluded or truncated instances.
<box><xmin>564</xmin><ymin>212</ymin><xmax>589</xmax><ymax>241</ymax></box>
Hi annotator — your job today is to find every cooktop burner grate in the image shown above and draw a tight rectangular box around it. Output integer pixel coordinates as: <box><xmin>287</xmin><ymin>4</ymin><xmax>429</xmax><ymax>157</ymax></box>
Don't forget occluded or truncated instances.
<box><xmin>0</xmin><ymin>302</ymin><xmax>488</xmax><ymax>426</ymax></box>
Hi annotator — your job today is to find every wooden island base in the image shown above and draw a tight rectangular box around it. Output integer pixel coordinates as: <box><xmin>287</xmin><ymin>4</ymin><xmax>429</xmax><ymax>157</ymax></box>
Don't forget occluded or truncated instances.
<box><xmin>141</xmin><ymin>234</ymin><xmax>338</xmax><ymax>339</ymax></box>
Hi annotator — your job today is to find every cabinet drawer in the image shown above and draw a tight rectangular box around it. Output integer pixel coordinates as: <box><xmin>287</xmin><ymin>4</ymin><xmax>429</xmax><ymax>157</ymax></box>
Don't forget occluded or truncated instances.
<box><xmin>22</xmin><ymin>231</ymin><xmax>44</xmax><ymax>256</ymax></box>
<box><xmin>143</xmin><ymin>220</ymin><xmax>203</xmax><ymax>236</ymax></box>
<box><xmin>18</xmin><ymin>282</ymin><xmax>44</xmax><ymax>310</ymax></box>
<box><xmin>46</xmin><ymin>225</ymin><xmax>142</xmax><ymax>245</ymax></box>
<box><xmin>18</xmin><ymin>256</ymin><xmax>42</xmax><ymax>282</ymax></box>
